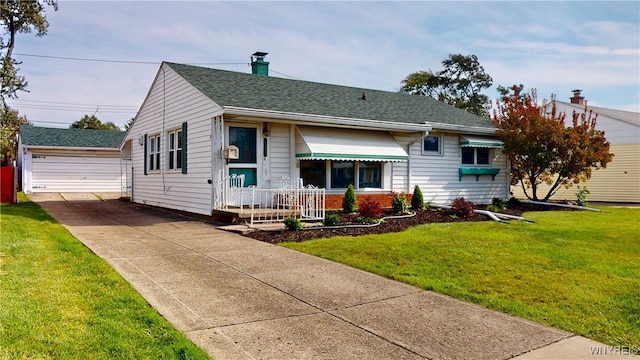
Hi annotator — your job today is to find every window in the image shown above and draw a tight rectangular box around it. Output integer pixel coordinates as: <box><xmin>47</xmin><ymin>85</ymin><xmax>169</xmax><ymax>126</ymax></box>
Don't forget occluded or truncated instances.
<box><xmin>148</xmin><ymin>134</ymin><xmax>161</xmax><ymax>171</ymax></box>
<box><xmin>229</xmin><ymin>127</ymin><xmax>257</xmax><ymax>164</ymax></box>
<box><xmin>359</xmin><ymin>162</ymin><xmax>381</xmax><ymax>188</ymax></box>
<box><xmin>462</xmin><ymin>147</ymin><xmax>490</xmax><ymax>165</ymax></box>
<box><xmin>167</xmin><ymin>128</ymin><xmax>182</xmax><ymax>171</ymax></box>
<box><xmin>331</xmin><ymin>161</ymin><xmax>354</xmax><ymax>188</ymax></box>
<box><xmin>300</xmin><ymin>160</ymin><xmax>383</xmax><ymax>190</ymax></box>
<box><xmin>300</xmin><ymin>160</ymin><xmax>326</xmax><ymax>188</ymax></box>
<box><xmin>228</xmin><ymin>126</ymin><xmax>258</xmax><ymax>186</ymax></box>
<box><xmin>422</xmin><ymin>135</ymin><xmax>442</xmax><ymax>155</ymax></box>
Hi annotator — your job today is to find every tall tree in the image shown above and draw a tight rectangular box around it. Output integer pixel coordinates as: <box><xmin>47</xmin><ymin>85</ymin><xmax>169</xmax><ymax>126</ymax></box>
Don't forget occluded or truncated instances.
<box><xmin>124</xmin><ymin>117</ymin><xmax>134</xmax><ymax>131</ymax></box>
<box><xmin>400</xmin><ymin>54</ymin><xmax>493</xmax><ymax>116</ymax></box>
<box><xmin>0</xmin><ymin>0</ymin><xmax>58</xmax><ymax>104</ymax></box>
<box><xmin>1</xmin><ymin>105</ymin><xmax>29</xmax><ymax>157</ymax></box>
<box><xmin>492</xmin><ymin>86</ymin><xmax>614</xmax><ymax>201</ymax></box>
<box><xmin>70</xmin><ymin>114</ymin><xmax>120</xmax><ymax>131</ymax></box>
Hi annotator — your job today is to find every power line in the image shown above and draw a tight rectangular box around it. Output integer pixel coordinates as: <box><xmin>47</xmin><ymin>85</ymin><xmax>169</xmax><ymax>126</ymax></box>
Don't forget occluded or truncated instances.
<box><xmin>14</xmin><ymin>52</ymin><xmax>248</xmax><ymax>66</ymax></box>
<box><xmin>14</xmin><ymin>52</ymin><xmax>301</xmax><ymax>79</ymax></box>
<box><xmin>11</xmin><ymin>98</ymin><xmax>138</xmax><ymax>109</ymax></box>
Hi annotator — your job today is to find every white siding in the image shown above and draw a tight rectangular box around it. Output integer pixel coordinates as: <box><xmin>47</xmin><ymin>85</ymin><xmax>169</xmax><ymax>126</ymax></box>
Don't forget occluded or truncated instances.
<box><xmin>125</xmin><ymin>64</ymin><xmax>220</xmax><ymax>215</ymax></box>
<box><xmin>267</xmin><ymin>123</ymin><xmax>291</xmax><ymax>179</ymax></box>
<box><xmin>26</xmin><ymin>149</ymin><xmax>122</xmax><ymax>193</ymax></box>
<box><xmin>393</xmin><ymin>132</ymin><xmax>509</xmax><ymax>205</ymax></box>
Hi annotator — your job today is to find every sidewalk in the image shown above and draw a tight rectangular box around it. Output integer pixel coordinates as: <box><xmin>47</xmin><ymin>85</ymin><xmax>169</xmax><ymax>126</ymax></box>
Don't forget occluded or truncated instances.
<box><xmin>29</xmin><ymin>193</ymin><xmax>635</xmax><ymax>359</ymax></box>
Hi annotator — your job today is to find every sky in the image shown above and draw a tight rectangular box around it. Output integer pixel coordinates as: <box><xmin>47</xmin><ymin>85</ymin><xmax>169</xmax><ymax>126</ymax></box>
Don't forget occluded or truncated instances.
<box><xmin>4</xmin><ymin>0</ymin><xmax>639</xmax><ymax>130</ymax></box>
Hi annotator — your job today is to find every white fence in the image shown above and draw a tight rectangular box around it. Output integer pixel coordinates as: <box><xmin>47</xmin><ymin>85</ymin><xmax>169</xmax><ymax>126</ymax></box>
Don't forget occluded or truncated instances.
<box><xmin>220</xmin><ymin>176</ymin><xmax>325</xmax><ymax>225</ymax></box>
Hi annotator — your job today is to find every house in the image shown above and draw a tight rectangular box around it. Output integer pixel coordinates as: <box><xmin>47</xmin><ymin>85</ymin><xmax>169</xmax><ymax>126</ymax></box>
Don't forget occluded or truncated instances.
<box><xmin>511</xmin><ymin>90</ymin><xmax>640</xmax><ymax>203</ymax></box>
<box><xmin>18</xmin><ymin>126</ymin><xmax>127</xmax><ymax>194</ymax></box>
<box><xmin>121</xmin><ymin>53</ymin><xmax>508</xmax><ymax>218</ymax></box>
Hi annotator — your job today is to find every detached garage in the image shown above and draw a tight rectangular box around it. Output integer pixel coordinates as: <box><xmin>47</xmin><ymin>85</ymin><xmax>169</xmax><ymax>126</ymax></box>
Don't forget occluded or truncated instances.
<box><xmin>17</xmin><ymin>126</ymin><xmax>126</xmax><ymax>194</ymax></box>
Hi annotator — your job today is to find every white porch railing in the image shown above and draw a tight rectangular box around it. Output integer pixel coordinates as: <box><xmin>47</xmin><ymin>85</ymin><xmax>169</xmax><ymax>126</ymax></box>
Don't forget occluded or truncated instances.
<box><xmin>247</xmin><ymin>185</ymin><xmax>325</xmax><ymax>226</ymax></box>
<box><xmin>219</xmin><ymin>176</ymin><xmax>325</xmax><ymax>226</ymax></box>
<box><xmin>222</xmin><ymin>174</ymin><xmax>244</xmax><ymax>209</ymax></box>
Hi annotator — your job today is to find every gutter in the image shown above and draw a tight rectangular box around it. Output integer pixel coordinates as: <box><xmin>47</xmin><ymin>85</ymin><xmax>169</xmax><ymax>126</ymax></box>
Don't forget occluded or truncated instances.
<box><xmin>223</xmin><ymin>106</ymin><xmax>433</xmax><ymax>132</ymax></box>
<box><xmin>23</xmin><ymin>145</ymin><xmax>121</xmax><ymax>151</ymax></box>
<box><xmin>428</xmin><ymin>121</ymin><xmax>497</xmax><ymax>135</ymax></box>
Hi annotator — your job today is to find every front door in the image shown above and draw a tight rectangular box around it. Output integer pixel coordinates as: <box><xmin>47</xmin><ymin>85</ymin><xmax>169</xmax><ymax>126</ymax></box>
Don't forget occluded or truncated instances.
<box><xmin>226</xmin><ymin>124</ymin><xmax>261</xmax><ymax>205</ymax></box>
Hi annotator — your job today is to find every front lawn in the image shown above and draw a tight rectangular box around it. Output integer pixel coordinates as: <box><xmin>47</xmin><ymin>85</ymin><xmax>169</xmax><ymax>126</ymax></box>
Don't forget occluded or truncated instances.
<box><xmin>282</xmin><ymin>207</ymin><xmax>640</xmax><ymax>348</ymax></box>
<box><xmin>0</xmin><ymin>194</ymin><xmax>211</xmax><ymax>359</ymax></box>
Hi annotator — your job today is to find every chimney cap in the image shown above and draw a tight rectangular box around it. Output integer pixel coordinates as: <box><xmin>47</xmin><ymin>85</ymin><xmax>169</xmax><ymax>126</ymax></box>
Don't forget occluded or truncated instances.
<box><xmin>571</xmin><ymin>89</ymin><xmax>582</xmax><ymax>95</ymax></box>
<box><xmin>252</xmin><ymin>51</ymin><xmax>268</xmax><ymax>58</ymax></box>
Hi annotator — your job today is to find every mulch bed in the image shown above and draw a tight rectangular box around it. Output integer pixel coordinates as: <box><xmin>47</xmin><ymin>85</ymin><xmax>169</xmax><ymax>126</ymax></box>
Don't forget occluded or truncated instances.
<box><xmin>243</xmin><ymin>201</ymin><xmax>570</xmax><ymax>244</ymax></box>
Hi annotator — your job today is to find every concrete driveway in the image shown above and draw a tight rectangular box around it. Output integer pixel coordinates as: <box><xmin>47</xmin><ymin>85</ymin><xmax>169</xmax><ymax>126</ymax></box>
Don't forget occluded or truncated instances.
<box><xmin>29</xmin><ymin>192</ymin><xmax>633</xmax><ymax>360</ymax></box>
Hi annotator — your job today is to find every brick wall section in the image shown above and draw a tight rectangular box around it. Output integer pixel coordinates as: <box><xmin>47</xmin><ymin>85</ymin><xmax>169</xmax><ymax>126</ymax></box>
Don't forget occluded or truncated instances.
<box><xmin>325</xmin><ymin>192</ymin><xmax>414</xmax><ymax>210</ymax></box>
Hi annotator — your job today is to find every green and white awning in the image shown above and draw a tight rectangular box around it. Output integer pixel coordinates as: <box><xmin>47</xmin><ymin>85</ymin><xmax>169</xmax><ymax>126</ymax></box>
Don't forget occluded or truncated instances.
<box><xmin>459</xmin><ymin>135</ymin><xmax>504</xmax><ymax>149</ymax></box>
<box><xmin>296</xmin><ymin>126</ymin><xmax>408</xmax><ymax>162</ymax></box>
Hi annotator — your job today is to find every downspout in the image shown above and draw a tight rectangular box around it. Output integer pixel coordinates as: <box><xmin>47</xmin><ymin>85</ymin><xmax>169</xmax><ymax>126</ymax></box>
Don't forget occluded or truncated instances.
<box><xmin>405</xmin><ymin>131</ymin><xmax>430</xmax><ymax>193</ymax></box>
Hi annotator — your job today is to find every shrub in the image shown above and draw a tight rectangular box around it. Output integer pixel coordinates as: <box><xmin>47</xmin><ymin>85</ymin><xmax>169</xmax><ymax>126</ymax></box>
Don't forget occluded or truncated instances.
<box><xmin>392</xmin><ymin>192</ymin><xmax>409</xmax><ymax>214</ymax></box>
<box><xmin>342</xmin><ymin>184</ymin><xmax>357</xmax><ymax>213</ymax></box>
<box><xmin>491</xmin><ymin>197</ymin><xmax>507</xmax><ymax>211</ymax></box>
<box><xmin>451</xmin><ymin>197</ymin><xmax>476</xmax><ymax>219</ymax></box>
<box><xmin>323</xmin><ymin>214</ymin><xmax>340</xmax><ymax>226</ymax></box>
<box><xmin>576</xmin><ymin>186</ymin><xmax>590</xmax><ymax>207</ymax></box>
<box><xmin>507</xmin><ymin>196</ymin><xmax>521</xmax><ymax>206</ymax></box>
<box><xmin>411</xmin><ymin>185</ymin><xmax>424</xmax><ymax>210</ymax></box>
<box><xmin>283</xmin><ymin>217</ymin><xmax>303</xmax><ymax>231</ymax></box>
<box><xmin>358</xmin><ymin>198</ymin><xmax>383</xmax><ymax>220</ymax></box>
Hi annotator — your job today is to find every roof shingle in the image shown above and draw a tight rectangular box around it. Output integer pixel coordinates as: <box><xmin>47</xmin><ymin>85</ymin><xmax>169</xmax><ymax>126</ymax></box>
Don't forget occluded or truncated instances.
<box><xmin>19</xmin><ymin>126</ymin><xmax>125</xmax><ymax>148</ymax></box>
<box><xmin>165</xmin><ymin>62</ymin><xmax>495</xmax><ymax>130</ymax></box>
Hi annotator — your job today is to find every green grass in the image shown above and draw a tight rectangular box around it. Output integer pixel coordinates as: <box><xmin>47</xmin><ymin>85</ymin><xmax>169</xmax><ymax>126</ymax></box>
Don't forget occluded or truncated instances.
<box><xmin>283</xmin><ymin>207</ymin><xmax>640</xmax><ymax>348</ymax></box>
<box><xmin>0</xmin><ymin>194</ymin><xmax>211</xmax><ymax>359</ymax></box>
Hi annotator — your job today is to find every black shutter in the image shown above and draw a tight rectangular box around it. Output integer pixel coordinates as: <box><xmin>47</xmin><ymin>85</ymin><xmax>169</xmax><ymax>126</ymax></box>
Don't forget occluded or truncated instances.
<box><xmin>181</xmin><ymin>122</ymin><xmax>188</xmax><ymax>174</ymax></box>
<box><xmin>143</xmin><ymin>134</ymin><xmax>148</xmax><ymax>175</ymax></box>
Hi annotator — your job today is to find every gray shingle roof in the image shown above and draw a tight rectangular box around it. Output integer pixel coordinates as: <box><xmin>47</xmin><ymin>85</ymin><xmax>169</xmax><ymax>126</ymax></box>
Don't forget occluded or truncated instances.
<box><xmin>165</xmin><ymin>62</ymin><xmax>495</xmax><ymax>130</ymax></box>
<box><xmin>19</xmin><ymin>126</ymin><xmax>125</xmax><ymax>148</ymax></box>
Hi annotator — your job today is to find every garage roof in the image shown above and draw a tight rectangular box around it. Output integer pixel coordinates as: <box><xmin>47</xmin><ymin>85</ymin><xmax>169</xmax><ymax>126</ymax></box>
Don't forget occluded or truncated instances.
<box><xmin>19</xmin><ymin>126</ymin><xmax>125</xmax><ymax>149</ymax></box>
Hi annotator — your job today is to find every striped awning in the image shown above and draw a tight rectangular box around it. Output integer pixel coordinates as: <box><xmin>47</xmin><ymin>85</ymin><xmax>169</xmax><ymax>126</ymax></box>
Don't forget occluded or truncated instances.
<box><xmin>296</xmin><ymin>126</ymin><xmax>408</xmax><ymax>162</ymax></box>
<box><xmin>459</xmin><ymin>135</ymin><xmax>504</xmax><ymax>148</ymax></box>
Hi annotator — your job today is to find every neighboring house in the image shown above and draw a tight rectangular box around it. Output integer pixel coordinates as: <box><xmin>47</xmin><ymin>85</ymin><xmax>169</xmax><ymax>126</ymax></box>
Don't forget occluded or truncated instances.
<box><xmin>122</xmin><ymin>53</ymin><xmax>508</xmax><ymax>216</ymax></box>
<box><xmin>18</xmin><ymin>126</ymin><xmax>127</xmax><ymax>194</ymax></box>
<box><xmin>512</xmin><ymin>90</ymin><xmax>640</xmax><ymax>203</ymax></box>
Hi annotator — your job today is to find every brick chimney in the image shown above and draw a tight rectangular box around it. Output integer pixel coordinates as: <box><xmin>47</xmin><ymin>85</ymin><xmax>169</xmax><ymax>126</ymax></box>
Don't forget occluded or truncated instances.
<box><xmin>570</xmin><ymin>89</ymin><xmax>585</xmax><ymax>105</ymax></box>
<box><xmin>251</xmin><ymin>52</ymin><xmax>269</xmax><ymax>76</ymax></box>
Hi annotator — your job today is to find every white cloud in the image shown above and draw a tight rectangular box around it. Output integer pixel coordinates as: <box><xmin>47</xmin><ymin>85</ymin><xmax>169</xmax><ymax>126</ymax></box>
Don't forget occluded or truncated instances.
<box><xmin>6</xmin><ymin>0</ymin><xmax>639</xmax><ymax>129</ymax></box>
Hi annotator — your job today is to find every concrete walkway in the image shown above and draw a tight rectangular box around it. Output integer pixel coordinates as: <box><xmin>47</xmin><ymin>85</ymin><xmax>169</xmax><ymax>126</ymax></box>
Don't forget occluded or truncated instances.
<box><xmin>29</xmin><ymin>193</ymin><xmax>635</xmax><ymax>360</ymax></box>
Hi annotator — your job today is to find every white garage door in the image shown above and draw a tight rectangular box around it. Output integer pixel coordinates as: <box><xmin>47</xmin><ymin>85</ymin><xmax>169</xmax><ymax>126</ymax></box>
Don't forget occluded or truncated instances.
<box><xmin>31</xmin><ymin>152</ymin><xmax>123</xmax><ymax>193</ymax></box>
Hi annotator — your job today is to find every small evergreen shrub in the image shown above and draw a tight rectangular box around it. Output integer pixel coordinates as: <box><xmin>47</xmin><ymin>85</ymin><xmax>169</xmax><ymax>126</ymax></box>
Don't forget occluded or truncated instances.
<box><xmin>342</xmin><ymin>184</ymin><xmax>357</xmax><ymax>213</ymax></box>
<box><xmin>323</xmin><ymin>214</ymin><xmax>340</xmax><ymax>226</ymax></box>
<box><xmin>491</xmin><ymin>197</ymin><xmax>507</xmax><ymax>211</ymax></box>
<box><xmin>451</xmin><ymin>197</ymin><xmax>476</xmax><ymax>219</ymax></box>
<box><xmin>507</xmin><ymin>196</ymin><xmax>521</xmax><ymax>206</ymax></box>
<box><xmin>284</xmin><ymin>217</ymin><xmax>303</xmax><ymax>231</ymax></box>
<box><xmin>358</xmin><ymin>198</ymin><xmax>383</xmax><ymax>220</ymax></box>
<box><xmin>411</xmin><ymin>185</ymin><xmax>424</xmax><ymax>210</ymax></box>
<box><xmin>576</xmin><ymin>186</ymin><xmax>590</xmax><ymax>207</ymax></box>
<box><xmin>391</xmin><ymin>192</ymin><xmax>409</xmax><ymax>214</ymax></box>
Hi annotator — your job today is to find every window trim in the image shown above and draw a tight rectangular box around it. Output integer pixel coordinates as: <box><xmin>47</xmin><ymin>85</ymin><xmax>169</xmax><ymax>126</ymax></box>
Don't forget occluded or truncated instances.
<box><xmin>148</xmin><ymin>133</ymin><xmax>161</xmax><ymax>172</ymax></box>
<box><xmin>299</xmin><ymin>159</ymin><xmax>386</xmax><ymax>190</ymax></box>
<box><xmin>461</xmin><ymin>147</ymin><xmax>492</xmax><ymax>166</ymax></box>
<box><xmin>167</xmin><ymin>128</ymin><xmax>183</xmax><ymax>171</ymax></box>
<box><xmin>422</xmin><ymin>135</ymin><xmax>443</xmax><ymax>156</ymax></box>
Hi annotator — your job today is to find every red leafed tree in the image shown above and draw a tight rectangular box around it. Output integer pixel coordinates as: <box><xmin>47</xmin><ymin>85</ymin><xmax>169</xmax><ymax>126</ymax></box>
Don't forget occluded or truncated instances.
<box><xmin>492</xmin><ymin>86</ymin><xmax>614</xmax><ymax>202</ymax></box>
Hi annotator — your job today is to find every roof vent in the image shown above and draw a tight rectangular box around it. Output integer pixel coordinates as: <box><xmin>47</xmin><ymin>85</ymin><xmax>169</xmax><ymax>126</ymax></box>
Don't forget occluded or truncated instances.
<box><xmin>361</xmin><ymin>91</ymin><xmax>367</xmax><ymax>100</ymax></box>
<box><xmin>251</xmin><ymin>52</ymin><xmax>269</xmax><ymax>76</ymax></box>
